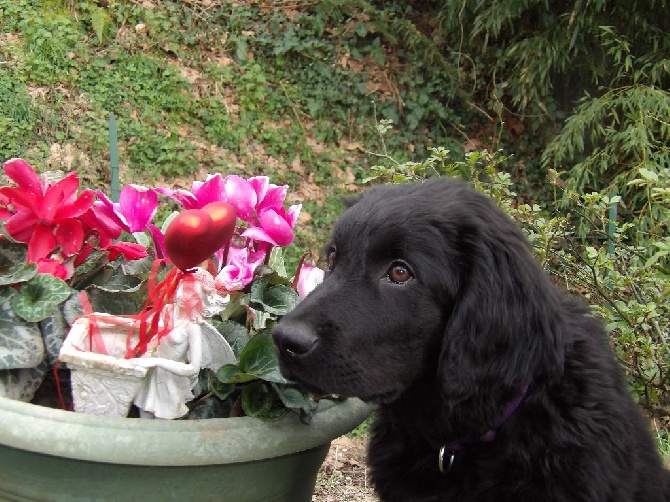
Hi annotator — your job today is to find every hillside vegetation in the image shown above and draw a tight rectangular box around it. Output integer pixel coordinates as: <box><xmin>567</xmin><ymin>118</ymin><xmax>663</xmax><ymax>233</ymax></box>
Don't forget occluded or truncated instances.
<box><xmin>1</xmin><ymin>0</ymin><xmax>668</xmax><ymax>443</ymax></box>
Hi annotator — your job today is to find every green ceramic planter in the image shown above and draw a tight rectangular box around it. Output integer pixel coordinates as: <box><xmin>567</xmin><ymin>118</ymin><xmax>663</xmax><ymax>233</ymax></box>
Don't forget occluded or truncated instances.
<box><xmin>0</xmin><ymin>396</ymin><xmax>372</xmax><ymax>501</ymax></box>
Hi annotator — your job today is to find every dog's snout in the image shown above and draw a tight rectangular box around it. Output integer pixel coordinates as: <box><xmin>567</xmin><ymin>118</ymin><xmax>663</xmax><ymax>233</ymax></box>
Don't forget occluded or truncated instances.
<box><xmin>273</xmin><ymin>321</ymin><xmax>319</xmax><ymax>358</ymax></box>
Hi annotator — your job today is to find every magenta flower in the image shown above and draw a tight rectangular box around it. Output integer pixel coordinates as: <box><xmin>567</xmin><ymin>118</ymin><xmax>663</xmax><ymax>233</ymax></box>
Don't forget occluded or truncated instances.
<box><xmin>241</xmin><ymin>204</ymin><xmax>301</xmax><ymax>247</ymax></box>
<box><xmin>215</xmin><ymin>244</ymin><xmax>265</xmax><ymax>291</ymax></box>
<box><xmin>223</xmin><ymin>175</ymin><xmax>292</xmax><ymax>225</ymax></box>
<box><xmin>95</xmin><ymin>184</ymin><xmax>158</xmax><ymax>233</ymax></box>
<box><xmin>223</xmin><ymin>175</ymin><xmax>260</xmax><ymax>222</ymax></box>
<box><xmin>159</xmin><ymin>173</ymin><xmax>301</xmax><ymax>249</ymax></box>
<box><xmin>156</xmin><ymin>174</ymin><xmax>226</xmax><ymax>209</ymax></box>
<box><xmin>222</xmin><ymin>174</ymin><xmax>301</xmax><ymax>247</ymax></box>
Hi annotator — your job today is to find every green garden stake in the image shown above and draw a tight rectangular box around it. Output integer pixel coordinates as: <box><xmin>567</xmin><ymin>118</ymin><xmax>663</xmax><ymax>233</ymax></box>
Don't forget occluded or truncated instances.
<box><xmin>607</xmin><ymin>192</ymin><xmax>617</xmax><ymax>257</ymax></box>
<box><xmin>605</xmin><ymin>192</ymin><xmax>618</xmax><ymax>310</ymax></box>
<box><xmin>109</xmin><ymin>114</ymin><xmax>120</xmax><ymax>203</ymax></box>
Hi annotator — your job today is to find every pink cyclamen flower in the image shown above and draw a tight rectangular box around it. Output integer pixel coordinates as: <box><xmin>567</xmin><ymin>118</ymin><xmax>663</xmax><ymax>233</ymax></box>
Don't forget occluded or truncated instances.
<box><xmin>223</xmin><ymin>175</ymin><xmax>260</xmax><ymax>222</ymax></box>
<box><xmin>241</xmin><ymin>204</ymin><xmax>301</xmax><ymax>247</ymax></box>
<box><xmin>156</xmin><ymin>174</ymin><xmax>226</xmax><ymax>210</ymax></box>
<box><xmin>95</xmin><ymin>184</ymin><xmax>158</xmax><ymax>233</ymax></box>
<box><xmin>157</xmin><ymin>173</ymin><xmax>300</xmax><ymax>249</ymax></box>
<box><xmin>223</xmin><ymin>175</ymin><xmax>291</xmax><ymax>225</ymax></box>
<box><xmin>215</xmin><ymin>244</ymin><xmax>265</xmax><ymax>292</ymax></box>
<box><xmin>295</xmin><ymin>263</ymin><xmax>324</xmax><ymax>299</ymax></box>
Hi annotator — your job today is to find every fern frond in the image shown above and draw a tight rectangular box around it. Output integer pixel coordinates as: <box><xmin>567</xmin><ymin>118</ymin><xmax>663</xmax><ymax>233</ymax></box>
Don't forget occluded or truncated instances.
<box><xmin>91</xmin><ymin>7</ymin><xmax>110</xmax><ymax>44</ymax></box>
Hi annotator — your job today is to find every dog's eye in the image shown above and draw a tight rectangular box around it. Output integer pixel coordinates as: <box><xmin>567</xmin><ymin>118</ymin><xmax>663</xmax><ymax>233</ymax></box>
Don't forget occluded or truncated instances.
<box><xmin>326</xmin><ymin>248</ymin><xmax>337</xmax><ymax>272</ymax></box>
<box><xmin>387</xmin><ymin>261</ymin><xmax>413</xmax><ymax>284</ymax></box>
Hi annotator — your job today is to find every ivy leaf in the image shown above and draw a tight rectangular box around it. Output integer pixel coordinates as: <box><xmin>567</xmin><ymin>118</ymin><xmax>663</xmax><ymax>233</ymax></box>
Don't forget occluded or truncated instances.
<box><xmin>238</xmin><ymin>331</ymin><xmax>290</xmax><ymax>384</ymax></box>
<box><xmin>0</xmin><ymin>288</ymin><xmax>44</xmax><ymax>369</ymax></box>
<box><xmin>11</xmin><ymin>274</ymin><xmax>72</xmax><ymax>323</ymax></box>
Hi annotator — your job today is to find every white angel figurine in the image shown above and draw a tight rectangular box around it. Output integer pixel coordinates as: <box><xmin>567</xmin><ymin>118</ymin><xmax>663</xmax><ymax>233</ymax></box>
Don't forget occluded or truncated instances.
<box><xmin>132</xmin><ymin>268</ymin><xmax>235</xmax><ymax>419</ymax></box>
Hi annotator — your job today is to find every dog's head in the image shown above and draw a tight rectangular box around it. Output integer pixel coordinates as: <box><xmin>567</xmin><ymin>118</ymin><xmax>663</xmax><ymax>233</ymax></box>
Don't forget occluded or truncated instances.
<box><xmin>272</xmin><ymin>178</ymin><xmax>564</xmax><ymax>406</ymax></box>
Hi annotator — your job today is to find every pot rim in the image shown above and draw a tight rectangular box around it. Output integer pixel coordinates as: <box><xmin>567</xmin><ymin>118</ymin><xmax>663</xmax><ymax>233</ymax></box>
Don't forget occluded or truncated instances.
<box><xmin>0</xmin><ymin>396</ymin><xmax>373</xmax><ymax>466</ymax></box>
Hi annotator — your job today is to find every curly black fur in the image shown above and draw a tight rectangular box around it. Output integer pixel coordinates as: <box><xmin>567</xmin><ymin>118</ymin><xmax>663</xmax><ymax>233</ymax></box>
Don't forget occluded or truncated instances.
<box><xmin>273</xmin><ymin>178</ymin><xmax>670</xmax><ymax>501</ymax></box>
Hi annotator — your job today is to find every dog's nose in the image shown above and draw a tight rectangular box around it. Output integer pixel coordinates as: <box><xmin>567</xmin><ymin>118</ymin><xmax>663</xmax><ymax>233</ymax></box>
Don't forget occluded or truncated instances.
<box><xmin>272</xmin><ymin>321</ymin><xmax>319</xmax><ymax>358</ymax></box>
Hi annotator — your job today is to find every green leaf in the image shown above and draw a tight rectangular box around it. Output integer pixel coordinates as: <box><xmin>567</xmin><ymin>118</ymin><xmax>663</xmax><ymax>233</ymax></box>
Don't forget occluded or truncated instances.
<box><xmin>248</xmin><ymin>274</ymin><xmax>272</xmax><ymax>305</ymax></box>
<box><xmin>238</xmin><ymin>331</ymin><xmax>290</xmax><ymax>383</ymax></box>
<box><xmin>638</xmin><ymin>167</ymin><xmax>659</xmax><ymax>181</ymax></box>
<box><xmin>38</xmin><ymin>306</ymin><xmax>68</xmax><ymax>366</ymax></box>
<box><xmin>188</xmin><ymin>395</ymin><xmax>230</xmax><ymax>419</ymax></box>
<box><xmin>0</xmin><ymin>239</ymin><xmax>36</xmax><ymax>286</ymax></box>
<box><xmin>208</xmin><ymin>376</ymin><xmax>236</xmax><ymax>401</ymax></box>
<box><xmin>244</xmin><ymin>304</ymin><xmax>273</xmax><ymax>330</ymax></box>
<box><xmin>247</xmin><ymin>277</ymin><xmax>300</xmax><ymax>316</ymax></box>
<box><xmin>61</xmin><ymin>291</ymin><xmax>85</xmax><ymax>325</ymax></box>
<box><xmin>121</xmin><ymin>255</ymin><xmax>155</xmax><ymax>276</ymax></box>
<box><xmin>240</xmin><ymin>381</ymin><xmax>273</xmax><ymax>418</ymax></box>
<box><xmin>0</xmin><ymin>360</ymin><xmax>49</xmax><ymax>401</ymax></box>
<box><xmin>0</xmin><ymin>288</ymin><xmax>44</xmax><ymax>369</ymax></box>
<box><xmin>11</xmin><ymin>274</ymin><xmax>72</xmax><ymax>322</ymax></box>
<box><xmin>91</xmin><ymin>266</ymin><xmax>143</xmax><ymax>292</ymax></box>
<box><xmin>219</xmin><ymin>292</ymin><xmax>247</xmax><ymax>321</ymax></box>
<box><xmin>72</xmin><ymin>249</ymin><xmax>107</xmax><ymax>277</ymax></box>
<box><xmin>268</xmin><ymin>248</ymin><xmax>288</xmax><ymax>279</ymax></box>
<box><xmin>355</xmin><ymin>21</ymin><xmax>368</xmax><ymax>37</ymax></box>
<box><xmin>236</xmin><ymin>38</ymin><xmax>248</xmax><ymax>62</ymax></box>
<box><xmin>90</xmin><ymin>7</ymin><xmax>110</xmax><ymax>43</ymax></box>
<box><xmin>210</xmin><ymin>319</ymin><xmax>249</xmax><ymax>358</ymax></box>
<box><xmin>215</xmin><ymin>364</ymin><xmax>258</xmax><ymax>384</ymax></box>
<box><xmin>273</xmin><ymin>384</ymin><xmax>318</xmax><ymax>413</ymax></box>
<box><xmin>260</xmin><ymin>285</ymin><xmax>300</xmax><ymax>316</ymax></box>
<box><xmin>85</xmin><ymin>280</ymin><xmax>147</xmax><ymax>315</ymax></box>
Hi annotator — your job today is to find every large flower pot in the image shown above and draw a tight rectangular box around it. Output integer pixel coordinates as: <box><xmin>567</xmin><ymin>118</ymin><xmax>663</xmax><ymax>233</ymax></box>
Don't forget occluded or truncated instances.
<box><xmin>0</xmin><ymin>395</ymin><xmax>372</xmax><ymax>501</ymax></box>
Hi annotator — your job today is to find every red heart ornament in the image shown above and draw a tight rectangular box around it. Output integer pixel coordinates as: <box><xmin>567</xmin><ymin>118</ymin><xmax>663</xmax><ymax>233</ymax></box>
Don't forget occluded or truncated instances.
<box><xmin>201</xmin><ymin>201</ymin><xmax>237</xmax><ymax>244</ymax></box>
<box><xmin>164</xmin><ymin>207</ymin><xmax>235</xmax><ymax>271</ymax></box>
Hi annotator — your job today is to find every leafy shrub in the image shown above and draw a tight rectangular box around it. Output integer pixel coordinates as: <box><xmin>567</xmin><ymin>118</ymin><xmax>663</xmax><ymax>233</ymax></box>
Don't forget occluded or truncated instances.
<box><xmin>433</xmin><ymin>0</ymin><xmax>670</xmax><ymax>118</ymax></box>
<box><xmin>542</xmin><ymin>26</ymin><xmax>670</xmax><ymax>240</ymax></box>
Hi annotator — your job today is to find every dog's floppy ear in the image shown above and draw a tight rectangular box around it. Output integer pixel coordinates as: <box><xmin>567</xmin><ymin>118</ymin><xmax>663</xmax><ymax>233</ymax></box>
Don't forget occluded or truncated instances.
<box><xmin>340</xmin><ymin>193</ymin><xmax>363</xmax><ymax>208</ymax></box>
<box><xmin>437</xmin><ymin>202</ymin><xmax>565</xmax><ymax>409</ymax></box>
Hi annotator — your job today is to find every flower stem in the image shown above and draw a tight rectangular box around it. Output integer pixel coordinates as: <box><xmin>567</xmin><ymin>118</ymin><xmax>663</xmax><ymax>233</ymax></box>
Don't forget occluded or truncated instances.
<box><xmin>292</xmin><ymin>251</ymin><xmax>312</xmax><ymax>290</ymax></box>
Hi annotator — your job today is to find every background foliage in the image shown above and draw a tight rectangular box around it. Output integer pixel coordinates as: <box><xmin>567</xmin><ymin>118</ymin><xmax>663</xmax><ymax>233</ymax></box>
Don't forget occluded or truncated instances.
<box><xmin>0</xmin><ymin>0</ymin><xmax>668</xmax><ymax>439</ymax></box>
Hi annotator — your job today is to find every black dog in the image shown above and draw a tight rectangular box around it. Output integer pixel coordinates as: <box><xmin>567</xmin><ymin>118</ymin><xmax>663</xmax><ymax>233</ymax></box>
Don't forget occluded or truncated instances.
<box><xmin>273</xmin><ymin>178</ymin><xmax>670</xmax><ymax>501</ymax></box>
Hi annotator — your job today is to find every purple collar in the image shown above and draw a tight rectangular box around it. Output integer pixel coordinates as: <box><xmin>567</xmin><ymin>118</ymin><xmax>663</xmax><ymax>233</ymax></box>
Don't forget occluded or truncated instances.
<box><xmin>438</xmin><ymin>384</ymin><xmax>530</xmax><ymax>474</ymax></box>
